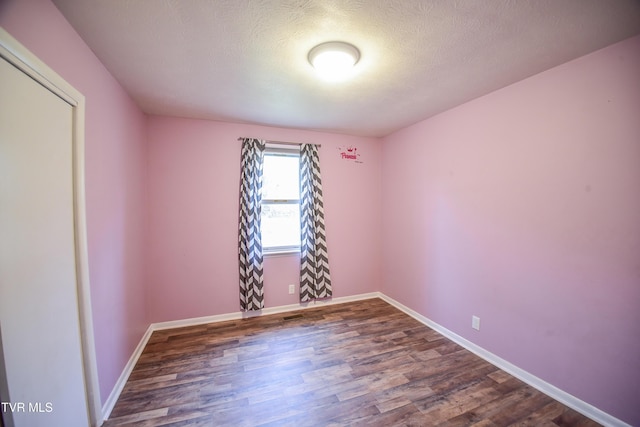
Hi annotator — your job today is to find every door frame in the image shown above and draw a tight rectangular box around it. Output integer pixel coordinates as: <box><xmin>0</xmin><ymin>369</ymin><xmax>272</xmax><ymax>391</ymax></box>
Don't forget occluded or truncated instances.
<box><xmin>0</xmin><ymin>27</ymin><xmax>102</xmax><ymax>426</ymax></box>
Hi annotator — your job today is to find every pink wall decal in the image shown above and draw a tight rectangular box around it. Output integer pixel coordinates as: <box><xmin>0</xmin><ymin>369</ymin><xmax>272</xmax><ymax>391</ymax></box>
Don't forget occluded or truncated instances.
<box><xmin>381</xmin><ymin>35</ymin><xmax>640</xmax><ymax>425</ymax></box>
<box><xmin>1</xmin><ymin>0</ymin><xmax>149</xmax><ymax>405</ymax></box>
<box><xmin>338</xmin><ymin>145</ymin><xmax>362</xmax><ymax>163</ymax></box>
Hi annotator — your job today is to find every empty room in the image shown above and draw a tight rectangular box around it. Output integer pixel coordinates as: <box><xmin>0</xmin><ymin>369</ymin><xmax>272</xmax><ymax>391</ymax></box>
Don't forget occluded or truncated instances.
<box><xmin>1</xmin><ymin>0</ymin><xmax>639</xmax><ymax>426</ymax></box>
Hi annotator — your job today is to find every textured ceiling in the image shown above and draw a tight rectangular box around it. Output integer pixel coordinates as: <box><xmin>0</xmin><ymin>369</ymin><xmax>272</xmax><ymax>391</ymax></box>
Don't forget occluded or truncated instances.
<box><xmin>51</xmin><ymin>0</ymin><xmax>640</xmax><ymax>137</ymax></box>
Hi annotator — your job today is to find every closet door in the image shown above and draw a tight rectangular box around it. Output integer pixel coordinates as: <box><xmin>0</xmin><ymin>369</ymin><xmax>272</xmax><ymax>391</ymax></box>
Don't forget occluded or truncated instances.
<box><xmin>0</xmin><ymin>56</ymin><xmax>90</xmax><ymax>426</ymax></box>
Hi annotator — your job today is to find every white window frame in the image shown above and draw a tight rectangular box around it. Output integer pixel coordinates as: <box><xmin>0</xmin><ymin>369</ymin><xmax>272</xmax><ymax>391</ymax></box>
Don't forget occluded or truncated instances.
<box><xmin>262</xmin><ymin>145</ymin><xmax>301</xmax><ymax>255</ymax></box>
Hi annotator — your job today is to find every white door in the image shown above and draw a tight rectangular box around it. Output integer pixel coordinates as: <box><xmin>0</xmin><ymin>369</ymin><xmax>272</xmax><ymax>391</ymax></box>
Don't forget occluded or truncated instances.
<box><xmin>0</xmin><ymin>56</ymin><xmax>90</xmax><ymax>426</ymax></box>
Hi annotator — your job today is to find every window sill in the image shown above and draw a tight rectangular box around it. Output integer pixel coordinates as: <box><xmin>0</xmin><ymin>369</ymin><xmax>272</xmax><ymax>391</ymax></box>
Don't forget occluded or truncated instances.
<box><xmin>264</xmin><ymin>248</ymin><xmax>300</xmax><ymax>257</ymax></box>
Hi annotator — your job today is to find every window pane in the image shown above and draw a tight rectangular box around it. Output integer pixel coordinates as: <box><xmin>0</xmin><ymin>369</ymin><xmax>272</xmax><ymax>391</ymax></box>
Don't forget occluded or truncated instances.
<box><xmin>263</xmin><ymin>154</ymin><xmax>299</xmax><ymax>200</ymax></box>
<box><xmin>261</xmin><ymin>204</ymin><xmax>301</xmax><ymax>249</ymax></box>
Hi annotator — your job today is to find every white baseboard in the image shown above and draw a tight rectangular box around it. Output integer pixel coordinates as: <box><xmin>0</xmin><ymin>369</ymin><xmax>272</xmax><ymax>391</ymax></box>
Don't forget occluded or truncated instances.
<box><xmin>101</xmin><ymin>325</ymin><xmax>153</xmax><ymax>421</ymax></box>
<box><xmin>151</xmin><ymin>292</ymin><xmax>381</xmax><ymax>331</ymax></box>
<box><xmin>101</xmin><ymin>292</ymin><xmax>380</xmax><ymax>420</ymax></box>
<box><xmin>377</xmin><ymin>293</ymin><xmax>630</xmax><ymax>427</ymax></box>
<box><xmin>250</xmin><ymin>291</ymin><xmax>382</xmax><ymax>316</ymax></box>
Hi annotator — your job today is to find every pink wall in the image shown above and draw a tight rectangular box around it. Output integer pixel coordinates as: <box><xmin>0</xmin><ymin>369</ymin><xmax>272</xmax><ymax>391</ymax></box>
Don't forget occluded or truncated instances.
<box><xmin>146</xmin><ymin>117</ymin><xmax>381</xmax><ymax>322</ymax></box>
<box><xmin>381</xmin><ymin>35</ymin><xmax>640</xmax><ymax>425</ymax></box>
<box><xmin>1</xmin><ymin>0</ymin><xmax>149</xmax><ymax>405</ymax></box>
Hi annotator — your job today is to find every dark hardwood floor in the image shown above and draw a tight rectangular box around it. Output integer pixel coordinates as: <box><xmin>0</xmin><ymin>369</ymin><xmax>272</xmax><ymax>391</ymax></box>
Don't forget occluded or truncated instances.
<box><xmin>103</xmin><ymin>298</ymin><xmax>600</xmax><ymax>426</ymax></box>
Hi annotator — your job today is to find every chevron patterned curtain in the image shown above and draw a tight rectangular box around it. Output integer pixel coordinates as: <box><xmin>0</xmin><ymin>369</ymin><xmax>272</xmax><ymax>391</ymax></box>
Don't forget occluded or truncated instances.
<box><xmin>299</xmin><ymin>144</ymin><xmax>332</xmax><ymax>302</ymax></box>
<box><xmin>238</xmin><ymin>138</ymin><xmax>266</xmax><ymax>311</ymax></box>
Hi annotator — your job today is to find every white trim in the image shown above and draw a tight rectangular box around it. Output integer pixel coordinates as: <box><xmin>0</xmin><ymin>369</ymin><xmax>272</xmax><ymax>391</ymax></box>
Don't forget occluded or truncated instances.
<box><xmin>101</xmin><ymin>326</ymin><xmax>153</xmax><ymax>420</ymax></box>
<box><xmin>264</xmin><ymin>249</ymin><xmax>300</xmax><ymax>257</ymax></box>
<box><xmin>0</xmin><ymin>28</ymin><xmax>77</xmax><ymax>107</ymax></box>
<box><xmin>265</xmin><ymin>143</ymin><xmax>301</xmax><ymax>152</ymax></box>
<box><xmin>0</xmin><ymin>27</ymin><xmax>102</xmax><ymax>427</ymax></box>
<box><xmin>152</xmin><ymin>292</ymin><xmax>381</xmax><ymax>331</ymax></box>
<box><xmin>377</xmin><ymin>293</ymin><xmax>631</xmax><ymax>427</ymax></box>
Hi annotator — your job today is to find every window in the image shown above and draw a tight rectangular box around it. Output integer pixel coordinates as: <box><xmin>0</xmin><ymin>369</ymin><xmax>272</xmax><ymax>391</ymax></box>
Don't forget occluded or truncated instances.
<box><xmin>261</xmin><ymin>147</ymin><xmax>301</xmax><ymax>253</ymax></box>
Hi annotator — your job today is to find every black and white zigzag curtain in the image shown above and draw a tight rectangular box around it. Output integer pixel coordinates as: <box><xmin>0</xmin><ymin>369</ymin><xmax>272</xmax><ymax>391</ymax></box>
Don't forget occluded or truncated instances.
<box><xmin>299</xmin><ymin>144</ymin><xmax>332</xmax><ymax>302</ymax></box>
<box><xmin>238</xmin><ymin>138</ymin><xmax>266</xmax><ymax>311</ymax></box>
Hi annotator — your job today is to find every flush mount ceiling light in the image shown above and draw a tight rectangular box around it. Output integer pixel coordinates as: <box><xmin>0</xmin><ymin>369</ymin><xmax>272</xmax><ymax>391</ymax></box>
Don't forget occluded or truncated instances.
<box><xmin>308</xmin><ymin>41</ymin><xmax>360</xmax><ymax>81</ymax></box>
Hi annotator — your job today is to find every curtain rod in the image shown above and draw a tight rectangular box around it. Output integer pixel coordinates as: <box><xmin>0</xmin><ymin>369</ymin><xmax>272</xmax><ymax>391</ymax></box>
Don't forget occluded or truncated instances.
<box><xmin>237</xmin><ymin>137</ymin><xmax>321</xmax><ymax>147</ymax></box>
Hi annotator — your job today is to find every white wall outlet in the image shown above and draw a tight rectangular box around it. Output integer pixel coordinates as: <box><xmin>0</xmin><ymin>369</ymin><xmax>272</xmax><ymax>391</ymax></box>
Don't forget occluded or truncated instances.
<box><xmin>288</xmin><ymin>284</ymin><xmax>295</xmax><ymax>294</ymax></box>
<box><xmin>472</xmin><ymin>315</ymin><xmax>480</xmax><ymax>330</ymax></box>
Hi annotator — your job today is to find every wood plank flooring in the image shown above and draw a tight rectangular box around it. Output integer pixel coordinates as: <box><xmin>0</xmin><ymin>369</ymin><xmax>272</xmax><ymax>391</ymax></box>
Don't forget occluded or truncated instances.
<box><xmin>103</xmin><ymin>298</ymin><xmax>601</xmax><ymax>426</ymax></box>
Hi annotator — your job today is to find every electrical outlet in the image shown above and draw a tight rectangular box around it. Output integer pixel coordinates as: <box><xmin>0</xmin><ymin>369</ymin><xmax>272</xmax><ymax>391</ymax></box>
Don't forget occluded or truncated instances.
<box><xmin>472</xmin><ymin>316</ymin><xmax>480</xmax><ymax>331</ymax></box>
<box><xmin>288</xmin><ymin>284</ymin><xmax>295</xmax><ymax>294</ymax></box>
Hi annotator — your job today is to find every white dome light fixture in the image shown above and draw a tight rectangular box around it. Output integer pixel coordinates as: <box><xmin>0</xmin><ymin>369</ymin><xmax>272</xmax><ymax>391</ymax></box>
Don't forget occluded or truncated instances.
<box><xmin>308</xmin><ymin>41</ymin><xmax>360</xmax><ymax>81</ymax></box>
